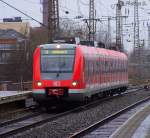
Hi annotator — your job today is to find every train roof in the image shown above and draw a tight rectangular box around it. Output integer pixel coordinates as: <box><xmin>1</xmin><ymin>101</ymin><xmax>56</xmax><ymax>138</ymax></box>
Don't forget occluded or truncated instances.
<box><xmin>38</xmin><ymin>43</ymin><xmax>127</xmax><ymax>59</ymax></box>
<box><xmin>78</xmin><ymin>45</ymin><xmax>127</xmax><ymax>59</ymax></box>
<box><xmin>39</xmin><ymin>43</ymin><xmax>76</xmax><ymax>49</ymax></box>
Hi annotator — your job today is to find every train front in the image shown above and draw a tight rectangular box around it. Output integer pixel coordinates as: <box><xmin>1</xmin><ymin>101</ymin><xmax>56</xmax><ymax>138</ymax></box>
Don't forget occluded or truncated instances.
<box><xmin>32</xmin><ymin>43</ymin><xmax>84</xmax><ymax>103</ymax></box>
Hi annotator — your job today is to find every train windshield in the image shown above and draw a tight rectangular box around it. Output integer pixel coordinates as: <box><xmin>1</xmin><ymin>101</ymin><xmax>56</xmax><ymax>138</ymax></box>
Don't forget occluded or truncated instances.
<box><xmin>41</xmin><ymin>49</ymin><xmax>75</xmax><ymax>73</ymax></box>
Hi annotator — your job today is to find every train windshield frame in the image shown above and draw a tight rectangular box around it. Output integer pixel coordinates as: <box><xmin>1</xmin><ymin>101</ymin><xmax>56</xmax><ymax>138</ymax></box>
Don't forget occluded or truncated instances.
<box><xmin>40</xmin><ymin>48</ymin><xmax>75</xmax><ymax>73</ymax></box>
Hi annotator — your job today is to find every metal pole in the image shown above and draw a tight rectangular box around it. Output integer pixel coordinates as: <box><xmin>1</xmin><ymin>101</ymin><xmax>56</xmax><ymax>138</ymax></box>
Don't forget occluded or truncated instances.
<box><xmin>116</xmin><ymin>0</ymin><xmax>124</xmax><ymax>51</ymax></box>
<box><xmin>89</xmin><ymin>0</ymin><xmax>95</xmax><ymax>41</ymax></box>
<box><xmin>47</xmin><ymin>0</ymin><xmax>59</xmax><ymax>42</ymax></box>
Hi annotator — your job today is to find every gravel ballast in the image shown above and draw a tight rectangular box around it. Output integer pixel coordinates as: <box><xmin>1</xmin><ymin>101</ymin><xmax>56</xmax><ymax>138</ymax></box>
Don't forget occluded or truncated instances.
<box><xmin>11</xmin><ymin>89</ymin><xmax>150</xmax><ymax>138</ymax></box>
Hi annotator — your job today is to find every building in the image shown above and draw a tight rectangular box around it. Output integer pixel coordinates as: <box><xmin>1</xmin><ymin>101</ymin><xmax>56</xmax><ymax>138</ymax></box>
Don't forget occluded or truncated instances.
<box><xmin>0</xmin><ymin>18</ymin><xmax>31</xmax><ymax>82</ymax></box>
<box><xmin>0</xmin><ymin>29</ymin><xmax>28</xmax><ymax>82</ymax></box>
<box><xmin>0</xmin><ymin>22</ymin><xmax>30</xmax><ymax>37</ymax></box>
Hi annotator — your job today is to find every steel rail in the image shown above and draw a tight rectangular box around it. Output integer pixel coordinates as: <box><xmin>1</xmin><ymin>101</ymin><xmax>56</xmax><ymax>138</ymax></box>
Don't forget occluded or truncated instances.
<box><xmin>0</xmin><ymin>110</ymin><xmax>43</xmax><ymax>127</ymax></box>
<box><xmin>70</xmin><ymin>96</ymin><xmax>150</xmax><ymax>138</ymax></box>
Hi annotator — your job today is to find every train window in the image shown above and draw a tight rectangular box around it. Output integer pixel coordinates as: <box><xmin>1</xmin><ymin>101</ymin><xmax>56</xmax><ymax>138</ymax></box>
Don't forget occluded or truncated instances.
<box><xmin>121</xmin><ymin>60</ymin><xmax>123</xmax><ymax>72</ymax></box>
<box><xmin>120</xmin><ymin>60</ymin><xmax>122</xmax><ymax>71</ymax></box>
<box><xmin>92</xmin><ymin>59</ymin><xmax>95</xmax><ymax>74</ymax></box>
<box><xmin>122</xmin><ymin>60</ymin><xmax>124</xmax><ymax>72</ymax></box>
<box><xmin>120</xmin><ymin>60</ymin><xmax>122</xmax><ymax>72</ymax></box>
<box><xmin>109</xmin><ymin>59</ymin><xmax>111</xmax><ymax>73</ymax></box>
<box><xmin>108</xmin><ymin>59</ymin><xmax>110</xmax><ymax>73</ymax></box>
<box><xmin>88</xmin><ymin>59</ymin><xmax>90</xmax><ymax>75</ymax></box>
<box><xmin>87</xmin><ymin>59</ymin><xmax>89</xmax><ymax>80</ymax></box>
<box><xmin>113</xmin><ymin>60</ymin><xmax>115</xmax><ymax>72</ymax></box>
<box><xmin>101</xmin><ymin>58</ymin><xmax>104</xmax><ymax>73</ymax></box>
<box><xmin>123</xmin><ymin>60</ymin><xmax>125</xmax><ymax>72</ymax></box>
<box><xmin>103</xmin><ymin>56</ymin><xmax>105</xmax><ymax>73</ymax></box>
<box><xmin>101</xmin><ymin>59</ymin><xmax>104</xmax><ymax>73</ymax></box>
<box><xmin>107</xmin><ymin>59</ymin><xmax>109</xmax><ymax>73</ymax></box>
<box><xmin>125</xmin><ymin>61</ymin><xmax>126</xmax><ymax>71</ymax></box>
<box><xmin>116</xmin><ymin>60</ymin><xmax>118</xmax><ymax>72</ymax></box>
<box><xmin>103</xmin><ymin>57</ymin><xmax>105</xmax><ymax>73</ymax></box>
<box><xmin>96</xmin><ymin>61</ymin><xmax>98</xmax><ymax>74</ymax></box>
<box><xmin>99</xmin><ymin>57</ymin><xmax>100</xmax><ymax>72</ymax></box>
<box><xmin>126</xmin><ymin>60</ymin><xmax>128</xmax><ymax>72</ymax></box>
<box><xmin>119</xmin><ymin>60</ymin><xmax>121</xmax><ymax>72</ymax></box>
<box><xmin>86</xmin><ymin>59</ymin><xmax>88</xmax><ymax>76</ymax></box>
<box><xmin>111</xmin><ymin>59</ymin><xmax>113</xmax><ymax>72</ymax></box>
<box><xmin>99</xmin><ymin>56</ymin><xmax>101</xmax><ymax>74</ymax></box>
<box><xmin>88</xmin><ymin>59</ymin><xmax>91</xmax><ymax>82</ymax></box>
<box><xmin>86</xmin><ymin>58</ymin><xmax>89</xmax><ymax>82</ymax></box>
<box><xmin>116</xmin><ymin>60</ymin><xmax>117</xmax><ymax>72</ymax></box>
<box><xmin>92</xmin><ymin>59</ymin><xmax>94</xmax><ymax>75</ymax></box>
<box><xmin>91</xmin><ymin>59</ymin><xmax>93</xmax><ymax>82</ymax></box>
<box><xmin>114</xmin><ymin>60</ymin><xmax>116</xmax><ymax>72</ymax></box>
<box><xmin>85</xmin><ymin>58</ymin><xmax>88</xmax><ymax>81</ymax></box>
<box><xmin>110</xmin><ymin>59</ymin><xmax>112</xmax><ymax>73</ymax></box>
<box><xmin>119</xmin><ymin>60</ymin><xmax>120</xmax><ymax>72</ymax></box>
<box><xmin>105</xmin><ymin>60</ymin><xmax>107</xmax><ymax>73</ymax></box>
<box><xmin>117</xmin><ymin>60</ymin><xmax>118</xmax><ymax>72</ymax></box>
<box><xmin>113</xmin><ymin>59</ymin><xmax>115</xmax><ymax>72</ymax></box>
<box><xmin>41</xmin><ymin>49</ymin><xmax>75</xmax><ymax>73</ymax></box>
<box><xmin>110</xmin><ymin>59</ymin><xmax>112</xmax><ymax>72</ymax></box>
<box><xmin>122</xmin><ymin>60</ymin><xmax>123</xmax><ymax>72</ymax></box>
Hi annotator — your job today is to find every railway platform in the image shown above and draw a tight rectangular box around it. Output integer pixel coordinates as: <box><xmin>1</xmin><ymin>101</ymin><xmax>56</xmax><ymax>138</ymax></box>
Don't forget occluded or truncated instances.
<box><xmin>111</xmin><ymin>102</ymin><xmax>150</xmax><ymax>138</ymax></box>
<box><xmin>0</xmin><ymin>91</ymin><xmax>32</xmax><ymax>105</ymax></box>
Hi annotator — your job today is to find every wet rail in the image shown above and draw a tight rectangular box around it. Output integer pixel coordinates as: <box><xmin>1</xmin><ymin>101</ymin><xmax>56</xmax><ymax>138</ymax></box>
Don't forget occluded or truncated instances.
<box><xmin>0</xmin><ymin>107</ymin><xmax>42</xmax><ymax>127</ymax></box>
<box><xmin>70</xmin><ymin>96</ymin><xmax>150</xmax><ymax>138</ymax></box>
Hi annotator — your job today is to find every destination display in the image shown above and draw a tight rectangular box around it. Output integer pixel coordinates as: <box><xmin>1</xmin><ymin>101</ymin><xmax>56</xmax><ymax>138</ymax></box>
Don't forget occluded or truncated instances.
<box><xmin>41</xmin><ymin>49</ymin><xmax>75</xmax><ymax>55</ymax></box>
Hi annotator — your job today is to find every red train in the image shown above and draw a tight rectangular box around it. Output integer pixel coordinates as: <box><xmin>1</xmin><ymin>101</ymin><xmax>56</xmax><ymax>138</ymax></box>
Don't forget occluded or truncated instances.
<box><xmin>32</xmin><ymin>43</ymin><xmax>128</xmax><ymax>103</ymax></box>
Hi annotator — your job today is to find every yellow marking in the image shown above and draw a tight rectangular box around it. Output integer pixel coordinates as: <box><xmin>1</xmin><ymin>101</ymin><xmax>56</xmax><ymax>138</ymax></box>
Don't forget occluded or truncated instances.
<box><xmin>51</xmin><ymin>50</ymin><xmax>67</xmax><ymax>54</ymax></box>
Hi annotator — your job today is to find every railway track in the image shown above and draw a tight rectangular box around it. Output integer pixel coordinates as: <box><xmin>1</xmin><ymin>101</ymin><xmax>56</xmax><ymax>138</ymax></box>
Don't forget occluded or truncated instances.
<box><xmin>0</xmin><ymin>109</ymin><xmax>43</xmax><ymax>127</ymax></box>
<box><xmin>0</xmin><ymin>105</ymin><xmax>39</xmax><ymax>123</ymax></box>
<box><xmin>0</xmin><ymin>105</ymin><xmax>36</xmax><ymax>118</ymax></box>
<box><xmin>0</xmin><ymin>105</ymin><xmax>82</xmax><ymax>138</ymax></box>
<box><xmin>0</xmin><ymin>87</ymin><xmax>144</xmax><ymax>137</ymax></box>
<box><xmin>70</xmin><ymin>96</ymin><xmax>150</xmax><ymax>138</ymax></box>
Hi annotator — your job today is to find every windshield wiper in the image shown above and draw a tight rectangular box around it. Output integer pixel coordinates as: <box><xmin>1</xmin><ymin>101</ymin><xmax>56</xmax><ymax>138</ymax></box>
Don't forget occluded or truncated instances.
<box><xmin>56</xmin><ymin>62</ymin><xmax>66</xmax><ymax>77</ymax></box>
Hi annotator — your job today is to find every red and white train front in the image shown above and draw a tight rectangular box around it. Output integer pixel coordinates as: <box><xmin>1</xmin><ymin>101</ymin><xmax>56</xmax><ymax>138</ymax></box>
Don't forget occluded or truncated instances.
<box><xmin>33</xmin><ymin>44</ymin><xmax>85</xmax><ymax>102</ymax></box>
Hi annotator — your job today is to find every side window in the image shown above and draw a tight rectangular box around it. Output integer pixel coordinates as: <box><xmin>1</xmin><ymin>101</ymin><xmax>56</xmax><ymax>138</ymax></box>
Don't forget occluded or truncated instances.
<box><xmin>126</xmin><ymin>60</ymin><xmax>128</xmax><ymax>72</ymax></box>
<box><xmin>113</xmin><ymin>59</ymin><xmax>115</xmax><ymax>72</ymax></box>
<box><xmin>110</xmin><ymin>59</ymin><xmax>112</xmax><ymax>73</ymax></box>
<box><xmin>86</xmin><ymin>57</ymin><xmax>88</xmax><ymax>78</ymax></box>
<box><xmin>105</xmin><ymin>60</ymin><xmax>108</xmax><ymax>73</ymax></box>
<box><xmin>119</xmin><ymin>60</ymin><xmax>120</xmax><ymax>72</ymax></box>
<box><xmin>117</xmin><ymin>59</ymin><xmax>119</xmax><ymax>72</ymax></box>
<box><xmin>87</xmin><ymin>59</ymin><xmax>89</xmax><ymax>77</ymax></box>
<box><xmin>93</xmin><ymin>58</ymin><xmax>95</xmax><ymax>74</ymax></box>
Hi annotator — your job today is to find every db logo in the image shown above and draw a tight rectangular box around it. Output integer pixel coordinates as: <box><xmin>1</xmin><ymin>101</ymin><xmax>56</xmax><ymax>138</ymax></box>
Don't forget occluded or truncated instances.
<box><xmin>53</xmin><ymin>81</ymin><xmax>61</xmax><ymax>86</ymax></box>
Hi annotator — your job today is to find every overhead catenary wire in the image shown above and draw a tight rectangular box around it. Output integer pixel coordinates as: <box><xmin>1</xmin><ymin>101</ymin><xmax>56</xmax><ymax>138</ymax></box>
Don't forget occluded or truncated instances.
<box><xmin>0</xmin><ymin>0</ymin><xmax>47</xmax><ymax>28</ymax></box>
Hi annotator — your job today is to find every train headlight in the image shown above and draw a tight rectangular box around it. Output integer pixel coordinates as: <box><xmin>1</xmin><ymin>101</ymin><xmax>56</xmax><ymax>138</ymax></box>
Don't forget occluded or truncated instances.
<box><xmin>72</xmin><ymin>81</ymin><xmax>77</xmax><ymax>86</ymax></box>
<box><xmin>56</xmin><ymin>44</ymin><xmax>61</xmax><ymax>48</ymax></box>
<box><xmin>37</xmin><ymin>82</ymin><xmax>42</xmax><ymax>87</ymax></box>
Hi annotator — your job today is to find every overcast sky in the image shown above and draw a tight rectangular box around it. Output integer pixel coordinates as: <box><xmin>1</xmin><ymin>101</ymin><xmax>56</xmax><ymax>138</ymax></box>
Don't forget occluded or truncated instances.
<box><xmin>0</xmin><ymin>0</ymin><xmax>117</xmax><ymax>26</ymax></box>
<box><xmin>0</xmin><ymin>0</ymin><xmax>150</xmax><ymax>51</ymax></box>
